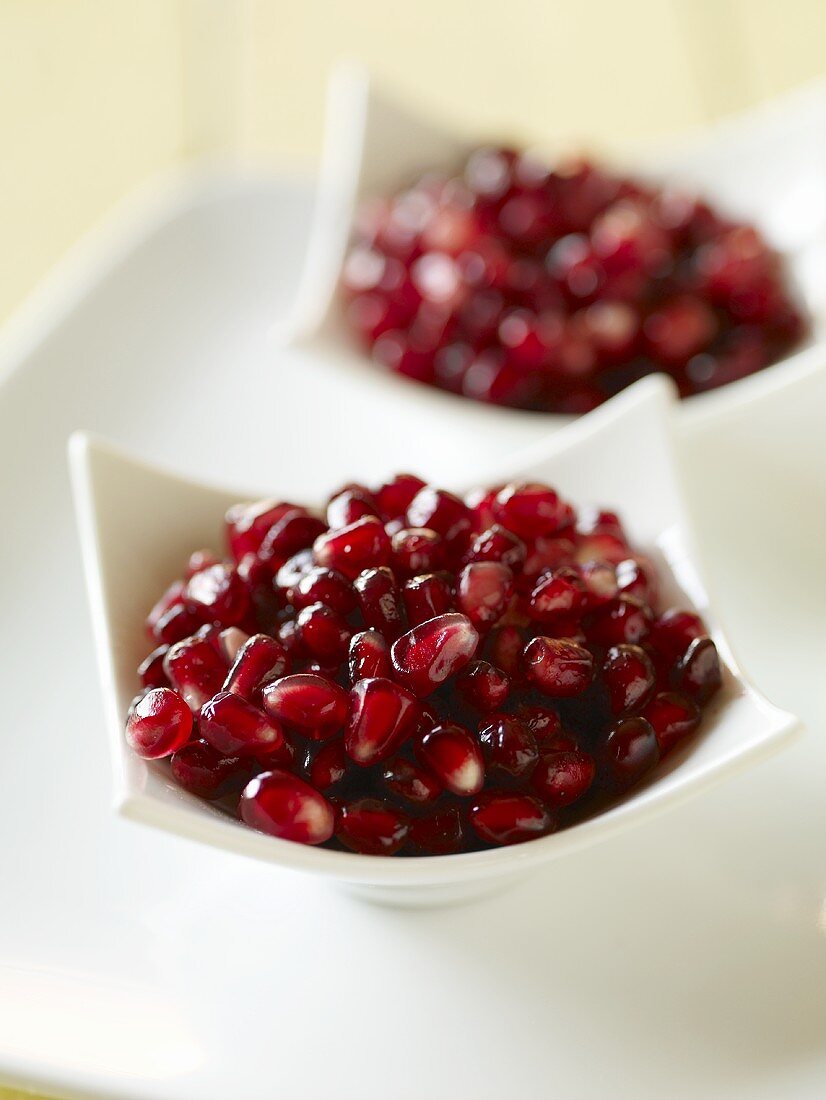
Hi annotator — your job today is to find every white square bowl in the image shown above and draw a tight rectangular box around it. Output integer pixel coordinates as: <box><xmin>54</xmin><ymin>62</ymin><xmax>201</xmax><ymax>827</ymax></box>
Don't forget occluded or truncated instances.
<box><xmin>275</xmin><ymin>63</ymin><xmax>826</xmax><ymax>430</ymax></box>
<box><xmin>69</xmin><ymin>376</ymin><xmax>799</xmax><ymax>905</ymax></box>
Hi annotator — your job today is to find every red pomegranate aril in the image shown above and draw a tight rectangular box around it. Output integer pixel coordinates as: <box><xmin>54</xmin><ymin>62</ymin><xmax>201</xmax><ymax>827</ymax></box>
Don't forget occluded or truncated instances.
<box><xmin>602</xmin><ymin>643</ymin><xmax>656</xmax><ymax>715</ymax></box>
<box><xmin>163</xmin><ymin>633</ymin><xmax>228</xmax><ymax>710</ymax></box>
<box><xmin>523</xmin><ymin>636</ymin><xmax>594</xmax><ymax>697</ymax></box>
<box><xmin>275</xmin><ymin>548</ymin><xmax>315</xmax><ymax>597</ymax></box>
<box><xmin>492</xmin><ymin>482</ymin><xmax>570</xmax><ymax>538</ymax></box>
<box><xmin>465</xmin><ymin>524</ymin><xmax>527</xmax><ymax>571</ymax></box>
<box><xmin>336</xmin><ymin>798</ymin><xmax>410</xmax><ymax>855</ymax></box>
<box><xmin>391</xmin><ymin>613</ymin><xmax>480</xmax><ymax>697</ymax></box>
<box><xmin>405</xmin><ymin>486</ymin><xmax>472</xmax><ymax>550</ymax></box>
<box><xmin>295</xmin><ymin>602</ymin><xmax>351</xmax><ymax>663</ymax></box>
<box><xmin>586</xmin><ymin>594</ymin><xmax>652</xmax><ymax>646</ymax></box>
<box><xmin>642</xmin><ymin>690</ymin><xmax>700</xmax><ymax>755</ymax></box>
<box><xmin>217</xmin><ymin>626</ymin><xmax>250</xmax><ymax>665</ymax></box>
<box><xmin>303</xmin><ymin>739</ymin><xmax>348</xmax><ymax>790</ymax></box>
<box><xmin>276</xmin><ymin>618</ymin><xmax>305</xmax><ymax>660</ymax></box>
<box><xmin>532</xmin><ymin>749</ymin><xmax>596</xmax><ymax>808</ymax></box>
<box><xmin>599</xmin><ymin>716</ymin><xmax>660</xmax><ymax>792</ymax></box>
<box><xmin>478</xmin><ymin>713</ymin><xmax>538</xmax><ymax>779</ymax></box>
<box><xmin>184</xmin><ymin>562</ymin><xmax>249</xmax><ymax>627</ymax></box>
<box><xmin>260</xmin><ymin>511</ymin><xmax>327</xmax><ymax>569</ymax></box>
<box><xmin>578</xmin><ymin>560</ymin><xmax>619</xmax><ymax>608</ymax></box>
<box><xmin>529</xmin><ymin>567</ymin><xmax>586</xmax><ymax>622</ymax></box>
<box><xmin>615</xmin><ymin>557</ymin><xmax>657</xmax><ymax>606</ymax></box>
<box><xmin>240</xmin><ymin>770</ymin><xmax>335</xmax><ymax>845</ymax></box>
<box><xmin>152</xmin><ymin>601</ymin><xmax>203</xmax><ymax>646</ymax></box>
<box><xmin>223</xmin><ymin>633</ymin><xmax>288</xmax><ymax>699</ymax></box>
<box><xmin>262</xmin><ymin>674</ymin><xmax>349</xmax><ymax>740</ymax></box>
<box><xmin>200</xmin><ymin>691</ymin><xmax>289</xmax><ymax>759</ymax></box>
<box><xmin>382</xmin><ymin>756</ymin><xmax>442</xmax><ymax>805</ymax></box>
<box><xmin>456</xmin><ymin>660</ymin><xmax>510</xmax><ymax>711</ymax></box>
<box><xmin>138</xmin><ymin>645</ymin><xmax>170</xmax><ymax>689</ymax></box>
<box><xmin>348</xmin><ymin>629</ymin><xmax>392</xmax><ymax>681</ymax></box>
<box><xmin>354</xmin><ymin>566</ymin><xmax>405</xmax><ymax>639</ymax></box>
<box><xmin>672</xmin><ymin>636</ymin><xmax>722</xmax><ymax>703</ymax></box>
<box><xmin>313</xmin><ymin>515</ymin><xmax>391</xmax><ymax>579</ymax></box>
<box><xmin>225</xmin><ymin>499</ymin><xmax>300</xmax><ymax>560</ymax></box>
<box><xmin>517</xmin><ymin>704</ymin><xmax>566</xmax><ymax>747</ymax></box>
<box><xmin>408</xmin><ymin>807</ymin><xmax>465</xmax><ymax>855</ymax></box>
<box><xmin>345</xmin><ymin>676</ymin><xmax>421</xmax><ymax>765</ymax></box>
<box><xmin>651</xmin><ymin>608</ymin><xmax>707</xmax><ymax>659</ymax></box>
<box><xmin>456</xmin><ymin>561</ymin><xmax>514</xmax><ymax>630</ymax></box>
<box><xmin>487</xmin><ymin>624</ymin><xmax>524</xmax><ymax>678</ymax></box>
<box><xmin>416</xmin><ymin>723</ymin><xmax>484</xmax><ymax>795</ymax></box>
<box><xmin>291</xmin><ymin>566</ymin><xmax>357</xmax><ymax>614</ymax></box>
<box><xmin>125</xmin><ymin>687</ymin><xmax>192</xmax><ymax>759</ymax></box>
<box><xmin>146</xmin><ymin>579</ymin><xmax>186</xmax><ymax>638</ymax></box>
<box><xmin>375</xmin><ymin>473</ymin><xmax>427</xmax><ymax>522</ymax></box>
<box><xmin>185</xmin><ymin>548</ymin><xmax>220</xmax><ymax>577</ymax></box>
<box><xmin>170</xmin><ymin>739</ymin><xmax>248</xmax><ymax>799</ymax></box>
<box><xmin>470</xmin><ymin>792</ymin><xmax>553</xmax><ymax>846</ymax></box>
<box><xmin>326</xmin><ymin>485</ymin><xmax>378</xmax><ymax>528</ymax></box>
<box><xmin>391</xmin><ymin>527</ymin><xmax>444</xmax><ymax>576</ymax></box>
<box><xmin>402</xmin><ymin>572</ymin><xmax>454</xmax><ymax>626</ymax></box>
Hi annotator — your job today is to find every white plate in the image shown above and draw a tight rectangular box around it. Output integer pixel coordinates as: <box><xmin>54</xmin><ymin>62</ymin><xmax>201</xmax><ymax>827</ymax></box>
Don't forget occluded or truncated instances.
<box><xmin>1</xmin><ymin>167</ymin><xmax>825</xmax><ymax>1100</ymax></box>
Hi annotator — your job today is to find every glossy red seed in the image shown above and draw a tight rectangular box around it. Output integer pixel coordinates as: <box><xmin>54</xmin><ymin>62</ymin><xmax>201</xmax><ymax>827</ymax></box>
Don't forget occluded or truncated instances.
<box><xmin>262</xmin><ymin>673</ymin><xmax>349</xmax><ymax>740</ymax></box>
<box><xmin>354</xmin><ymin>566</ymin><xmax>404</xmax><ymax>639</ymax></box>
<box><xmin>274</xmin><ymin>548</ymin><xmax>315</xmax><ymax>598</ymax></box>
<box><xmin>456</xmin><ymin>561</ymin><xmax>514</xmax><ymax>630</ymax></box>
<box><xmin>152</xmin><ymin>600</ymin><xmax>203</xmax><ymax>646</ymax></box>
<box><xmin>599</xmin><ymin>716</ymin><xmax>659</xmax><ymax>792</ymax></box>
<box><xmin>574</xmin><ymin>532</ymin><xmax>630</xmax><ymax>566</ymax></box>
<box><xmin>578</xmin><ymin>560</ymin><xmax>619</xmax><ymax>608</ymax></box>
<box><xmin>456</xmin><ymin>660</ymin><xmax>510</xmax><ymax>711</ymax></box>
<box><xmin>391</xmin><ymin>527</ymin><xmax>444</xmax><ymax>576</ymax></box>
<box><xmin>469</xmin><ymin>792</ymin><xmax>552</xmax><ymax>846</ymax></box>
<box><xmin>464</xmin><ymin>524</ymin><xmax>526</xmax><ymax>571</ymax></box>
<box><xmin>170</xmin><ymin>739</ymin><xmax>248</xmax><ymax>799</ymax></box>
<box><xmin>326</xmin><ymin>485</ymin><xmax>378</xmax><ymax>528</ymax></box>
<box><xmin>405</xmin><ymin>487</ymin><xmax>472</xmax><ymax>549</ymax></box>
<box><xmin>523</xmin><ymin>636</ymin><xmax>594</xmax><ymax>697</ymax></box>
<box><xmin>225</xmin><ymin>499</ymin><xmax>301</xmax><ymax>561</ymax></box>
<box><xmin>348</xmin><ymin>629</ymin><xmax>391</xmax><ymax>681</ymax></box>
<box><xmin>345</xmin><ymin>677</ymin><xmax>421</xmax><ymax>765</ymax></box>
<box><xmin>391</xmin><ymin>613</ymin><xmax>479</xmax><ymax>697</ymax></box>
<box><xmin>125</xmin><ymin>687</ymin><xmax>192</xmax><ymax>759</ymax></box>
<box><xmin>478</xmin><ymin>713</ymin><xmax>538</xmax><ymax>779</ymax></box>
<box><xmin>375</xmin><ymin>473</ymin><xmax>427</xmax><ymax>522</ymax></box>
<box><xmin>586</xmin><ymin>595</ymin><xmax>652</xmax><ymax>646</ymax></box>
<box><xmin>185</xmin><ymin>549</ymin><xmax>220</xmax><ymax>577</ymax></box>
<box><xmin>487</xmin><ymin>624</ymin><xmax>524</xmax><ymax>678</ymax></box>
<box><xmin>672</xmin><ymin>636</ymin><xmax>722</xmax><ymax>703</ymax></box>
<box><xmin>184</xmin><ymin>562</ymin><xmax>249</xmax><ymax>627</ymax></box>
<box><xmin>492</xmin><ymin>483</ymin><xmax>570</xmax><ymax>538</ymax></box>
<box><xmin>290</xmin><ymin>567</ymin><xmax>357</xmax><ymax>614</ymax></box>
<box><xmin>295</xmin><ymin>602</ymin><xmax>352</xmax><ymax>663</ymax></box>
<box><xmin>217</xmin><ymin>626</ymin><xmax>250</xmax><ymax>665</ymax></box>
<box><xmin>223</xmin><ymin>634</ymin><xmax>288</xmax><ymax>699</ymax></box>
<box><xmin>200</xmin><ymin>691</ymin><xmax>289</xmax><ymax>759</ymax></box>
<box><xmin>531</xmin><ymin>749</ymin><xmax>596</xmax><ymax>808</ymax></box>
<box><xmin>615</xmin><ymin>557</ymin><xmax>657</xmax><ymax>606</ymax></box>
<box><xmin>602</xmin><ymin>643</ymin><xmax>656</xmax><ymax>715</ymax></box>
<box><xmin>529</xmin><ymin>567</ymin><xmax>586</xmax><ymax>622</ymax></box>
<box><xmin>240</xmin><ymin>770</ymin><xmax>334</xmax><ymax>845</ymax></box>
<box><xmin>138</xmin><ymin>645</ymin><xmax>170</xmax><ymax>689</ymax></box>
<box><xmin>382</xmin><ymin>757</ymin><xmax>442</xmax><ymax>805</ymax></box>
<box><xmin>259</xmin><ymin>511</ymin><xmax>328</xmax><ymax>570</ymax></box>
<box><xmin>517</xmin><ymin>704</ymin><xmax>565</xmax><ymax>747</ymax></box>
<box><xmin>651</xmin><ymin>608</ymin><xmax>707</xmax><ymax>659</ymax></box>
<box><xmin>303</xmin><ymin>739</ymin><xmax>348</xmax><ymax>790</ymax></box>
<box><xmin>408</xmin><ymin>807</ymin><xmax>465</xmax><ymax>854</ymax></box>
<box><xmin>641</xmin><ymin>691</ymin><xmax>701</xmax><ymax>755</ymax></box>
<box><xmin>402</xmin><ymin>572</ymin><xmax>454</xmax><ymax>626</ymax></box>
<box><xmin>313</xmin><ymin>516</ymin><xmax>392</xmax><ymax>580</ymax></box>
<box><xmin>416</xmin><ymin>723</ymin><xmax>484</xmax><ymax>795</ymax></box>
<box><xmin>336</xmin><ymin>799</ymin><xmax>410</xmax><ymax>855</ymax></box>
<box><xmin>163</xmin><ymin>633</ymin><xmax>228</xmax><ymax>710</ymax></box>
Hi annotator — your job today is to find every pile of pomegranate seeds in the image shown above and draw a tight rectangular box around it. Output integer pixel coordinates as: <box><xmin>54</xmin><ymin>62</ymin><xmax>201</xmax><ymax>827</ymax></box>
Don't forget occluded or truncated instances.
<box><xmin>127</xmin><ymin>474</ymin><xmax>722</xmax><ymax>855</ymax></box>
<box><xmin>340</xmin><ymin>147</ymin><xmax>804</xmax><ymax>412</ymax></box>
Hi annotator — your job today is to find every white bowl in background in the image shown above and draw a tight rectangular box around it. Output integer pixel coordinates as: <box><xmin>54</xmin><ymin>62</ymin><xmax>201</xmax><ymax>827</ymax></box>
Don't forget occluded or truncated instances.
<box><xmin>69</xmin><ymin>375</ymin><xmax>799</xmax><ymax>906</ymax></box>
<box><xmin>275</xmin><ymin>62</ymin><xmax>826</xmax><ymax>431</ymax></box>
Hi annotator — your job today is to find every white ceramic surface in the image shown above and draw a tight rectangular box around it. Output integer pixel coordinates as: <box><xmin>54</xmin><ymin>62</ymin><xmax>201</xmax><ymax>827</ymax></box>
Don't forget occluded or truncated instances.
<box><xmin>1</xmin><ymin>167</ymin><xmax>825</xmax><ymax>1100</ymax></box>
<box><xmin>278</xmin><ymin>64</ymin><xmax>826</xmax><ymax>430</ymax></box>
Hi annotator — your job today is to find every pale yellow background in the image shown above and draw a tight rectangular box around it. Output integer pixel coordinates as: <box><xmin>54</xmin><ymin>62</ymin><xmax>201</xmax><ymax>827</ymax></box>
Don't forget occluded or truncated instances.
<box><xmin>0</xmin><ymin>0</ymin><xmax>824</xmax><ymax>1096</ymax></box>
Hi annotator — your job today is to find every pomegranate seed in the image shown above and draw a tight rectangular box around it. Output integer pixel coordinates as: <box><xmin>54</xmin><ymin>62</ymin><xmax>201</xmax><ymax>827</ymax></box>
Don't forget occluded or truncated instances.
<box><xmin>170</xmin><ymin>739</ymin><xmax>248</xmax><ymax>799</ymax></box>
<box><xmin>276</xmin><ymin>618</ymin><xmax>305</xmax><ymax>660</ymax></box>
<box><xmin>651</xmin><ymin>608</ymin><xmax>707</xmax><ymax>658</ymax></box>
<box><xmin>225</xmin><ymin>499</ymin><xmax>300</xmax><ymax>560</ymax></box>
<box><xmin>200</xmin><ymin>691</ymin><xmax>289</xmax><ymax>759</ymax></box>
<box><xmin>262</xmin><ymin>674</ymin><xmax>348</xmax><ymax>740</ymax></box>
<box><xmin>391</xmin><ymin>527</ymin><xmax>444</xmax><ymax>576</ymax></box>
<box><xmin>295</xmin><ymin>602</ymin><xmax>351</xmax><ymax>663</ymax></box>
<box><xmin>517</xmin><ymin>704</ymin><xmax>566</xmax><ymax>747</ymax></box>
<box><xmin>303</xmin><ymin>739</ymin><xmax>348</xmax><ymax>790</ymax></box>
<box><xmin>336</xmin><ymin>798</ymin><xmax>410</xmax><ymax>855</ymax></box>
<box><xmin>478</xmin><ymin>713</ymin><xmax>538</xmax><ymax>779</ymax></box>
<box><xmin>641</xmin><ymin>691</ymin><xmax>700</xmax><ymax>755</ymax></box>
<box><xmin>152</xmin><ymin>600</ymin><xmax>203</xmax><ymax>646</ymax></box>
<box><xmin>672</xmin><ymin>636</ymin><xmax>722</xmax><ymax>703</ymax></box>
<box><xmin>602</xmin><ymin>643</ymin><xmax>656</xmax><ymax>714</ymax></box>
<box><xmin>184</xmin><ymin>562</ymin><xmax>249</xmax><ymax>626</ymax></box>
<box><xmin>125</xmin><ymin>687</ymin><xmax>192</xmax><ymax>759</ymax></box>
<box><xmin>326</xmin><ymin>485</ymin><xmax>378</xmax><ymax>528</ymax></box>
<box><xmin>274</xmin><ymin>548</ymin><xmax>315</xmax><ymax>598</ymax></box>
<box><xmin>586</xmin><ymin>595</ymin><xmax>652</xmax><ymax>645</ymax></box>
<box><xmin>240</xmin><ymin>770</ymin><xmax>334</xmax><ymax>845</ymax></box>
<box><xmin>185</xmin><ymin>549</ymin><xmax>220</xmax><ymax>577</ymax></box>
<box><xmin>492</xmin><ymin>483</ymin><xmax>570</xmax><ymax>538</ymax></box>
<box><xmin>223</xmin><ymin>634</ymin><xmax>288</xmax><ymax>699</ymax></box>
<box><xmin>532</xmin><ymin>749</ymin><xmax>595</xmax><ymax>807</ymax></box>
<box><xmin>408</xmin><ymin>807</ymin><xmax>465</xmax><ymax>854</ymax></box>
<box><xmin>345</xmin><ymin>677</ymin><xmax>421</xmax><ymax>765</ymax></box>
<box><xmin>391</xmin><ymin>613</ymin><xmax>480</xmax><ymax>697</ymax></box>
<box><xmin>382</xmin><ymin>757</ymin><xmax>442</xmax><ymax>805</ymax></box>
<box><xmin>487</xmin><ymin>624</ymin><xmax>524</xmax><ymax>678</ymax></box>
<box><xmin>456</xmin><ymin>561</ymin><xmax>514</xmax><ymax>630</ymax></box>
<box><xmin>260</xmin><ymin>511</ymin><xmax>327</xmax><ymax>570</ymax></box>
<box><xmin>416</xmin><ymin>723</ymin><xmax>484</xmax><ymax>795</ymax></box>
<box><xmin>348</xmin><ymin>629</ymin><xmax>392</xmax><ymax>681</ymax></box>
<box><xmin>469</xmin><ymin>792</ymin><xmax>553</xmax><ymax>846</ymax></box>
<box><xmin>375</xmin><ymin>473</ymin><xmax>427</xmax><ymax>522</ymax></box>
<box><xmin>402</xmin><ymin>572</ymin><xmax>454</xmax><ymax>626</ymax></box>
<box><xmin>405</xmin><ymin>487</ymin><xmax>472</xmax><ymax>550</ymax></box>
<box><xmin>523</xmin><ymin>636</ymin><xmax>594</xmax><ymax>697</ymax></box>
<box><xmin>578</xmin><ymin>561</ymin><xmax>619</xmax><ymax>608</ymax></box>
<box><xmin>456</xmin><ymin>660</ymin><xmax>510</xmax><ymax>711</ymax></box>
<box><xmin>615</xmin><ymin>557</ymin><xmax>657</xmax><ymax>606</ymax></box>
<box><xmin>529</xmin><ymin>567</ymin><xmax>586</xmax><ymax>622</ymax></box>
<box><xmin>464</xmin><ymin>524</ymin><xmax>526</xmax><ymax>571</ymax></box>
<box><xmin>290</xmin><ymin>567</ymin><xmax>357</xmax><ymax>614</ymax></box>
<box><xmin>598</xmin><ymin>716</ymin><xmax>659</xmax><ymax>792</ymax></box>
<box><xmin>354</xmin><ymin>566</ymin><xmax>404</xmax><ymax>639</ymax></box>
<box><xmin>217</xmin><ymin>626</ymin><xmax>250</xmax><ymax>665</ymax></box>
<box><xmin>138</xmin><ymin>645</ymin><xmax>170</xmax><ymax>689</ymax></box>
<box><xmin>163</xmin><ymin>633</ymin><xmax>227</xmax><ymax>710</ymax></box>
<box><xmin>313</xmin><ymin>516</ymin><xmax>391</xmax><ymax>580</ymax></box>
